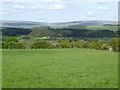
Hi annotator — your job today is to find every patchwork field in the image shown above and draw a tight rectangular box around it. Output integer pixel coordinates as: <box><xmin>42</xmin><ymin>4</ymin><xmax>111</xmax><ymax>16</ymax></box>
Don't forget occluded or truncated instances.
<box><xmin>2</xmin><ymin>49</ymin><xmax>118</xmax><ymax>88</ymax></box>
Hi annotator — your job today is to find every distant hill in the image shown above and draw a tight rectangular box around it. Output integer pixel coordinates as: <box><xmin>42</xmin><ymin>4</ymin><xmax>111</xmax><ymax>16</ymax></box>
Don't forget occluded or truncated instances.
<box><xmin>0</xmin><ymin>20</ymin><xmax>45</xmax><ymax>28</ymax></box>
<box><xmin>0</xmin><ymin>20</ymin><xmax>118</xmax><ymax>28</ymax></box>
<box><xmin>48</xmin><ymin>20</ymin><xmax>118</xmax><ymax>28</ymax></box>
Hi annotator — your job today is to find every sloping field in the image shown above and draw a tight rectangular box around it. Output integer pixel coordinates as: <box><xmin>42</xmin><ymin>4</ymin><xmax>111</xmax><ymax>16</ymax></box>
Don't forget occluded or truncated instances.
<box><xmin>2</xmin><ymin>49</ymin><xmax>118</xmax><ymax>88</ymax></box>
<box><xmin>87</xmin><ymin>26</ymin><xmax>118</xmax><ymax>31</ymax></box>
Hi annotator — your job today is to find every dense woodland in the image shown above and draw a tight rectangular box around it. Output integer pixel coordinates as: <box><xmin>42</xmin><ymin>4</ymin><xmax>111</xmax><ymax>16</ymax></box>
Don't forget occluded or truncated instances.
<box><xmin>1</xmin><ymin>26</ymin><xmax>118</xmax><ymax>38</ymax></box>
<box><xmin>2</xmin><ymin>27</ymin><xmax>32</xmax><ymax>36</ymax></box>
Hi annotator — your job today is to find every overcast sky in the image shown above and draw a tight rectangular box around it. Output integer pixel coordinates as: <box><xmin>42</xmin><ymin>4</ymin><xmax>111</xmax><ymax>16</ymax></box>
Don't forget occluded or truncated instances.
<box><xmin>1</xmin><ymin>0</ymin><xmax>119</xmax><ymax>22</ymax></box>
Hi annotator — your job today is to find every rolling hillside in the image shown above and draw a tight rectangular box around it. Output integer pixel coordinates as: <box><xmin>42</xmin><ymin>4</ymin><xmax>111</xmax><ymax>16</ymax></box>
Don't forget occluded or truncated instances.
<box><xmin>1</xmin><ymin>20</ymin><xmax>118</xmax><ymax>39</ymax></box>
<box><xmin>1</xmin><ymin>20</ymin><xmax>118</xmax><ymax>28</ymax></box>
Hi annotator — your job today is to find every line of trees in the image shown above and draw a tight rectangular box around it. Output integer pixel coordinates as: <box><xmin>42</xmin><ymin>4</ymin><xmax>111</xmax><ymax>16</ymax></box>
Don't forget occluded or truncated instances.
<box><xmin>1</xmin><ymin>37</ymin><xmax>119</xmax><ymax>52</ymax></box>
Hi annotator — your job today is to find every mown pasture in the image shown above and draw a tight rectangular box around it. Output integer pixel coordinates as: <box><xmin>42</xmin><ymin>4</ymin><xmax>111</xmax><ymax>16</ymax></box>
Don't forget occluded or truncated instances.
<box><xmin>2</xmin><ymin>49</ymin><xmax>118</xmax><ymax>88</ymax></box>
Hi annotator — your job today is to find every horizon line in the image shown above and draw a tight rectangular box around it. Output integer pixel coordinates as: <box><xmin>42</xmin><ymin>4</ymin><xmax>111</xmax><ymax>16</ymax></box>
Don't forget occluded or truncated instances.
<box><xmin>0</xmin><ymin>19</ymin><xmax>118</xmax><ymax>23</ymax></box>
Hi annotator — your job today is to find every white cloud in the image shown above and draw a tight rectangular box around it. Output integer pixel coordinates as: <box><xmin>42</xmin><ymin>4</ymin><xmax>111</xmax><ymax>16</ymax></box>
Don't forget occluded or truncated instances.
<box><xmin>28</xmin><ymin>3</ymin><xmax>65</xmax><ymax>10</ymax></box>
<box><xmin>31</xmin><ymin>5</ymin><xmax>43</xmax><ymax>10</ymax></box>
<box><xmin>87</xmin><ymin>11</ymin><xmax>94</xmax><ymax>16</ymax></box>
<box><xmin>2</xmin><ymin>0</ymin><xmax>119</xmax><ymax>3</ymax></box>
<box><xmin>1</xmin><ymin>8</ymin><xmax>11</xmax><ymax>15</ymax></box>
<box><xmin>49</xmin><ymin>4</ymin><xmax>65</xmax><ymax>10</ymax></box>
<box><xmin>2</xmin><ymin>3</ymin><xmax>26</xmax><ymax>14</ymax></box>
<box><xmin>13</xmin><ymin>4</ymin><xmax>25</xmax><ymax>10</ymax></box>
<box><xmin>0</xmin><ymin>8</ymin><xmax>2</xmax><ymax>15</ymax></box>
<box><xmin>97</xmin><ymin>6</ymin><xmax>110</xmax><ymax>11</ymax></box>
<box><xmin>1</xmin><ymin>0</ymin><xmax>115</xmax><ymax>14</ymax></box>
<box><xmin>2</xmin><ymin>0</ymin><xmax>66</xmax><ymax>11</ymax></box>
<box><xmin>27</xmin><ymin>3</ymin><xmax>65</xmax><ymax>11</ymax></box>
<box><xmin>0</xmin><ymin>9</ymin><xmax>2</xmax><ymax>12</ymax></box>
<box><xmin>43</xmin><ymin>0</ymin><xmax>63</xmax><ymax>3</ymax></box>
<box><xmin>1</xmin><ymin>0</ymin><xmax>63</xmax><ymax>3</ymax></box>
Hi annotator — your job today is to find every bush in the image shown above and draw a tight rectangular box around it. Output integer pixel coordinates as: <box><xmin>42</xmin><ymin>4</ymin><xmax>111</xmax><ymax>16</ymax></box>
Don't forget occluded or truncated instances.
<box><xmin>2</xmin><ymin>42</ymin><xmax>25</xmax><ymax>49</ymax></box>
<box><xmin>31</xmin><ymin>41</ymin><xmax>52</xmax><ymax>49</ymax></box>
<box><xmin>109</xmin><ymin>39</ymin><xmax>119</xmax><ymax>52</ymax></box>
<box><xmin>102</xmin><ymin>44</ymin><xmax>110</xmax><ymax>51</ymax></box>
<box><xmin>2</xmin><ymin>42</ymin><xmax>8</xmax><ymax>49</ymax></box>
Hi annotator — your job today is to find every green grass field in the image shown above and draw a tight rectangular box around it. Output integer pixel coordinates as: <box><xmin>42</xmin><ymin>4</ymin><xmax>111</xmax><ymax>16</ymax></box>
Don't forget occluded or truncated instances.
<box><xmin>87</xmin><ymin>26</ymin><xmax>118</xmax><ymax>31</ymax></box>
<box><xmin>67</xmin><ymin>26</ymin><xmax>118</xmax><ymax>31</ymax></box>
<box><xmin>2</xmin><ymin>49</ymin><xmax>118</xmax><ymax>88</ymax></box>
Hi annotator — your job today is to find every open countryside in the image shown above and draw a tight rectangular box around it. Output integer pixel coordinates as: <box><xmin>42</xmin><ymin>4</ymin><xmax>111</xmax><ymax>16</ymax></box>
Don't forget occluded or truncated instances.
<box><xmin>1</xmin><ymin>1</ymin><xmax>119</xmax><ymax>88</ymax></box>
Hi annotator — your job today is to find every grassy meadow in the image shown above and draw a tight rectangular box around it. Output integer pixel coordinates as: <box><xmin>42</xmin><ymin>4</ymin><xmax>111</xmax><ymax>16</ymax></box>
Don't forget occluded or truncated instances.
<box><xmin>86</xmin><ymin>26</ymin><xmax>118</xmax><ymax>31</ymax></box>
<box><xmin>2</xmin><ymin>49</ymin><xmax>118</xmax><ymax>88</ymax></box>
